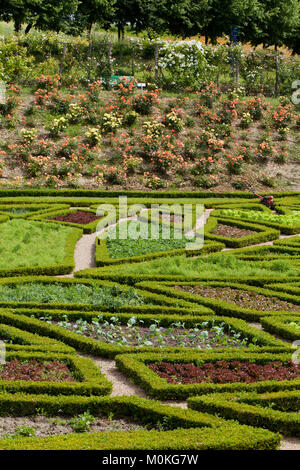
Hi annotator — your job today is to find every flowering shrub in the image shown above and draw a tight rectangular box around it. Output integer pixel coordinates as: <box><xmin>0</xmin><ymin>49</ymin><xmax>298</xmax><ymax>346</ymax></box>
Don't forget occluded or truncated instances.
<box><xmin>132</xmin><ymin>89</ymin><xmax>159</xmax><ymax>115</ymax></box>
<box><xmin>102</xmin><ymin>112</ymin><xmax>123</xmax><ymax>133</ymax></box>
<box><xmin>143</xmin><ymin>120</ymin><xmax>164</xmax><ymax>138</ymax></box>
<box><xmin>85</xmin><ymin>128</ymin><xmax>102</xmax><ymax>146</ymax></box>
<box><xmin>123</xmin><ymin>110</ymin><xmax>139</xmax><ymax>127</ymax></box>
<box><xmin>196</xmin><ymin>82</ymin><xmax>218</xmax><ymax>108</ymax></box>
<box><xmin>158</xmin><ymin>40</ymin><xmax>209</xmax><ymax>90</ymax></box>
<box><xmin>245</xmin><ymin>96</ymin><xmax>266</xmax><ymax>121</ymax></box>
<box><xmin>143</xmin><ymin>172</ymin><xmax>167</xmax><ymax>189</ymax></box>
<box><xmin>104</xmin><ymin>166</ymin><xmax>127</xmax><ymax>185</ymax></box>
<box><xmin>218</xmin><ymin>99</ymin><xmax>238</xmax><ymax>124</ymax></box>
<box><xmin>49</xmin><ymin>117</ymin><xmax>67</xmax><ymax>136</ymax></box>
<box><xmin>87</xmin><ymin>80</ymin><xmax>103</xmax><ymax>102</ymax></box>
<box><xmin>226</xmin><ymin>154</ymin><xmax>244</xmax><ymax>175</ymax></box>
<box><xmin>240</xmin><ymin>112</ymin><xmax>252</xmax><ymax>129</ymax></box>
<box><xmin>34</xmin><ymin>74</ymin><xmax>61</xmax><ymax>91</ymax></box>
<box><xmin>21</xmin><ymin>128</ymin><xmax>36</xmax><ymax>144</ymax></box>
<box><xmin>0</xmin><ymin>84</ymin><xmax>22</xmax><ymax>116</ymax></box>
<box><xmin>163</xmin><ymin>110</ymin><xmax>184</xmax><ymax>133</ymax></box>
<box><xmin>272</xmin><ymin>104</ymin><xmax>293</xmax><ymax>129</ymax></box>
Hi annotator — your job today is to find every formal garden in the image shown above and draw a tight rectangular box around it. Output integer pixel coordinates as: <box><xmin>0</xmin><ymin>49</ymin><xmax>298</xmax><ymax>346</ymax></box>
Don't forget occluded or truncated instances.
<box><xmin>0</xmin><ymin>0</ymin><xmax>299</xmax><ymax>455</ymax></box>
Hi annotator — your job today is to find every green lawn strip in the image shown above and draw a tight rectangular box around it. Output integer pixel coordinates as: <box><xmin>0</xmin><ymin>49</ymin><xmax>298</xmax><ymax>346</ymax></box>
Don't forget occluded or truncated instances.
<box><xmin>260</xmin><ymin>315</ymin><xmax>300</xmax><ymax>341</ymax></box>
<box><xmin>204</xmin><ymin>216</ymin><xmax>280</xmax><ymax>248</ymax></box>
<box><xmin>135</xmin><ymin>281</ymin><xmax>300</xmax><ymax>321</ymax></box>
<box><xmin>0</xmin><ymin>219</ymin><xmax>82</xmax><ymax>276</ymax></box>
<box><xmin>115</xmin><ymin>351</ymin><xmax>300</xmax><ymax>400</ymax></box>
<box><xmin>0</xmin><ymin>351</ymin><xmax>112</xmax><ymax>396</ymax></box>
<box><xmin>0</xmin><ymin>310</ymin><xmax>288</xmax><ymax>358</ymax></box>
<box><xmin>0</xmin><ymin>276</ymin><xmax>213</xmax><ymax>313</ymax></box>
<box><xmin>0</xmin><ymin>394</ymin><xmax>279</xmax><ymax>450</ymax></box>
<box><xmin>187</xmin><ymin>390</ymin><xmax>300</xmax><ymax>437</ymax></box>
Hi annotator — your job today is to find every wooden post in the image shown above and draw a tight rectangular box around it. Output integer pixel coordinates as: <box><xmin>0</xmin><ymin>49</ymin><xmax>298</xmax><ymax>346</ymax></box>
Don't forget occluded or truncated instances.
<box><xmin>108</xmin><ymin>40</ymin><xmax>112</xmax><ymax>66</ymax></box>
<box><xmin>260</xmin><ymin>57</ymin><xmax>264</xmax><ymax>90</ymax></box>
<box><xmin>59</xmin><ymin>43</ymin><xmax>67</xmax><ymax>76</ymax></box>
<box><xmin>154</xmin><ymin>45</ymin><xmax>159</xmax><ymax>82</ymax></box>
<box><xmin>275</xmin><ymin>54</ymin><xmax>279</xmax><ymax>96</ymax></box>
<box><xmin>131</xmin><ymin>47</ymin><xmax>135</xmax><ymax>76</ymax></box>
<box><xmin>235</xmin><ymin>61</ymin><xmax>240</xmax><ymax>86</ymax></box>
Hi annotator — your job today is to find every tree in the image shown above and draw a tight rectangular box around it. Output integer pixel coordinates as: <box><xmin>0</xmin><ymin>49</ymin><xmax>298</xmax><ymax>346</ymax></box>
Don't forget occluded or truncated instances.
<box><xmin>146</xmin><ymin>0</ymin><xmax>192</xmax><ymax>38</ymax></box>
<box><xmin>70</xmin><ymin>0</ymin><xmax>115</xmax><ymax>36</ymax></box>
<box><xmin>0</xmin><ymin>0</ymin><xmax>79</xmax><ymax>34</ymax></box>
<box><xmin>254</xmin><ymin>0</ymin><xmax>300</xmax><ymax>49</ymax></box>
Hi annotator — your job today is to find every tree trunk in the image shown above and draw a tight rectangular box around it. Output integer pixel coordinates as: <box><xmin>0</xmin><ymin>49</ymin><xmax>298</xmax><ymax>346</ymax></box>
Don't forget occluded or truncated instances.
<box><xmin>25</xmin><ymin>23</ymin><xmax>33</xmax><ymax>35</ymax></box>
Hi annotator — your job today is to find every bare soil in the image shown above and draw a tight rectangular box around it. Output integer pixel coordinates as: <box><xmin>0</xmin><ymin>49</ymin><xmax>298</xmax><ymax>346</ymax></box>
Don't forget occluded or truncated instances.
<box><xmin>0</xmin><ymin>416</ymin><xmax>147</xmax><ymax>438</ymax></box>
<box><xmin>173</xmin><ymin>285</ymin><xmax>300</xmax><ymax>312</ymax></box>
<box><xmin>211</xmin><ymin>224</ymin><xmax>257</xmax><ymax>238</ymax></box>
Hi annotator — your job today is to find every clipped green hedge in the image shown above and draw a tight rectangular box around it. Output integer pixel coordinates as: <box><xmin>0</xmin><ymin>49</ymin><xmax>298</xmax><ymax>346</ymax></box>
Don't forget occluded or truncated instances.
<box><xmin>0</xmin><ymin>350</ymin><xmax>112</xmax><ymax>396</ymax></box>
<box><xmin>0</xmin><ymin>393</ymin><xmax>281</xmax><ymax>450</ymax></box>
<box><xmin>0</xmin><ymin>227</ymin><xmax>82</xmax><ymax>277</ymax></box>
<box><xmin>188</xmin><ymin>390</ymin><xmax>300</xmax><ymax>437</ymax></box>
<box><xmin>221</xmin><ymin>244</ymin><xmax>300</xmax><ymax>261</ymax></box>
<box><xmin>0</xmin><ymin>322</ymin><xmax>74</xmax><ymax>354</ymax></box>
<box><xmin>115</xmin><ymin>351</ymin><xmax>300</xmax><ymax>400</ymax></box>
<box><xmin>204</xmin><ymin>216</ymin><xmax>280</xmax><ymax>248</ymax></box>
<box><xmin>74</xmin><ymin>269</ymin><xmax>300</xmax><ymax>287</ymax></box>
<box><xmin>0</xmin><ymin>203</ymin><xmax>70</xmax><ymax>219</ymax></box>
<box><xmin>261</xmin><ymin>315</ymin><xmax>300</xmax><ymax>341</ymax></box>
<box><xmin>0</xmin><ymin>309</ymin><xmax>289</xmax><ymax>359</ymax></box>
<box><xmin>135</xmin><ymin>281</ymin><xmax>300</xmax><ymax>321</ymax></box>
<box><xmin>273</xmin><ymin>236</ymin><xmax>300</xmax><ymax>248</ymax></box>
<box><xmin>266</xmin><ymin>282</ymin><xmax>300</xmax><ymax>296</ymax></box>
